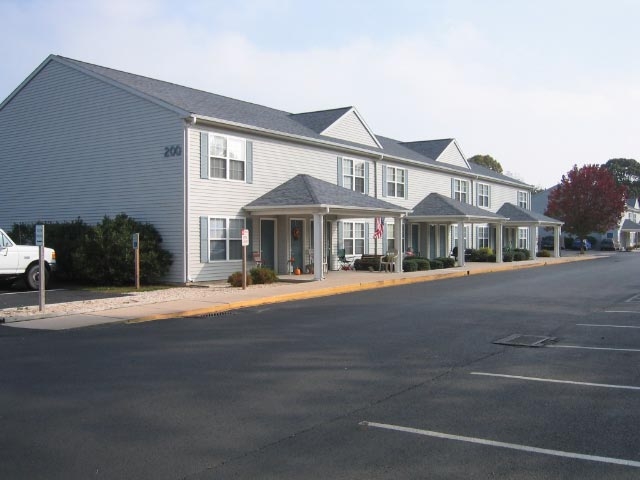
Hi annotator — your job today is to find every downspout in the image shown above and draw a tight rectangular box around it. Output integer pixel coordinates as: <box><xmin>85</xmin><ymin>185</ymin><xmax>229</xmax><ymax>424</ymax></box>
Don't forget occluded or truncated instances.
<box><xmin>183</xmin><ymin>115</ymin><xmax>196</xmax><ymax>283</ymax></box>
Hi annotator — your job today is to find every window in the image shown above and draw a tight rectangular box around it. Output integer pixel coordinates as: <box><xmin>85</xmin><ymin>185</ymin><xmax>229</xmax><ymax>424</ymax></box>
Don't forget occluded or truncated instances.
<box><xmin>518</xmin><ymin>227</ymin><xmax>528</xmax><ymax>249</ymax></box>
<box><xmin>343</xmin><ymin>158</ymin><xmax>366</xmax><ymax>193</ymax></box>
<box><xmin>477</xmin><ymin>226</ymin><xmax>489</xmax><ymax>248</ymax></box>
<box><xmin>209</xmin><ymin>217</ymin><xmax>245</xmax><ymax>261</ymax></box>
<box><xmin>478</xmin><ymin>183</ymin><xmax>490</xmax><ymax>208</ymax></box>
<box><xmin>0</xmin><ymin>231</ymin><xmax>12</xmax><ymax>247</ymax></box>
<box><xmin>386</xmin><ymin>222</ymin><xmax>395</xmax><ymax>251</ymax></box>
<box><xmin>452</xmin><ymin>225</ymin><xmax>470</xmax><ymax>248</ymax></box>
<box><xmin>386</xmin><ymin>166</ymin><xmax>406</xmax><ymax>198</ymax></box>
<box><xmin>209</xmin><ymin>134</ymin><xmax>245</xmax><ymax>181</ymax></box>
<box><xmin>518</xmin><ymin>191</ymin><xmax>529</xmax><ymax>209</ymax></box>
<box><xmin>453</xmin><ymin>179</ymin><xmax>468</xmax><ymax>203</ymax></box>
<box><xmin>343</xmin><ymin>222</ymin><xmax>365</xmax><ymax>255</ymax></box>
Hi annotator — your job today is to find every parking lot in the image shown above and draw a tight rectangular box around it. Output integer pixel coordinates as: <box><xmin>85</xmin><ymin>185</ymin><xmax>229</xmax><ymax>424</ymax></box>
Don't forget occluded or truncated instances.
<box><xmin>2</xmin><ymin>254</ymin><xmax>640</xmax><ymax>479</ymax></box>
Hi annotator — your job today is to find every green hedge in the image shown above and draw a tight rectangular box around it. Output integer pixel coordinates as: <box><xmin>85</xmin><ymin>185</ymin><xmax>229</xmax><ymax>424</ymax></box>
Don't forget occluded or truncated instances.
<box><xmin>10</xmin><ymin>214</ymin><xmax>172</xmax><ymax>285</ymax></box>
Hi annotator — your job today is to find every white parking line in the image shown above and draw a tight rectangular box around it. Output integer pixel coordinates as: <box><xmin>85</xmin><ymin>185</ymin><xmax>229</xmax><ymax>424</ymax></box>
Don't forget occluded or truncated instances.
<box><xmin>470</xmin><ymin>372</ymin><xmax>640</xmax><ymax>391</ymax></box>
<box><xmin>577</xmin><ymin>324</ymin><xmax>640</xmax><ymax>329</ymax></box>
<box><xmin>548</xmin><ymin>345</ymin><xmax>640</xmax><ymax>353</ymax></box>
<box><xmin>604</xmin><ymin>310</ymin><xmax>640</xmax><ymax>314</ymax></box>
<box><xmin>359</xmin><ymin>421</ymin><xmax>640</xmax><ymax>468</ymax></box>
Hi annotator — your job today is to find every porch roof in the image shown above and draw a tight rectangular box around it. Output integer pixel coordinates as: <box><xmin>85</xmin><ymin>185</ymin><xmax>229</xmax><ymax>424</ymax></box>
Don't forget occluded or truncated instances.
<box><xmin>497</xmin><ymin>203</ymin><xmax>563</xmax><ymax>226</ymax></box>
<box><xmin>408</xmin><ymin>193</ymin><xmax>508</xmax><ymax>223</ymax></box>
<box><xmin>621</xmin><ymin>219</ymin><xmax>640</xmax><ymax>232</ymax></box>
<box><xmin>244</xmin><ymin>174</ymin><xmax>410</xmax><ymax>218</ymax></box>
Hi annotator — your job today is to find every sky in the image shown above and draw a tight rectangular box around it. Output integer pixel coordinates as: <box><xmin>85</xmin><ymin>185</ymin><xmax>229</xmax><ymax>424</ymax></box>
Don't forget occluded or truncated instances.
<box><xmin>1</xmin><ymin>0</ymin><xmax>639</xmax><ymax>189</ymax></box>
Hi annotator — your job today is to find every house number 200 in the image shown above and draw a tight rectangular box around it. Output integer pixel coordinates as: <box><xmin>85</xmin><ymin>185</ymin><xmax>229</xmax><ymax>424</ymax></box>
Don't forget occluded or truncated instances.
<box><xmin>164</xmin><ymin>145</ymin><xmax>182</xmax><ymax>157</ymax></box>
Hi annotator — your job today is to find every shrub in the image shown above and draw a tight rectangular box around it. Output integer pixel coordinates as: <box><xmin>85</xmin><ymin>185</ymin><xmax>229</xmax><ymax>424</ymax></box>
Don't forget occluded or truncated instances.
<box><xmin>488</xmin><ymin>254</ymin><xmax>497</xmax><ymax>262</ymax></box>
<box><xmin>537</xmin><ymin>250</ymin><xmax>551</xmax><ymax>257</ymax></box>
<box><xmin>228</xmin><ymin>272</ymin><xmax>252</xmax><ymax>287</ymax></box>
<box><xmin>513</xmin><ymin>251</ymin><xmax>526</xmax><ymax>261</ymax></box>
<box><xmin>403</xmin><ymin>259</ymin><xmax>418</xmax><ymax>272</ymax></box>
<box><xmin>250</xmin><ymin>267</ymin><xmax>278</xmax><ymax>284</ymax></box>
<box><xmin>437</xmin><ymin>256</ymin><xmax>456</xmax><ymax>268</ymax></box>
<box><xmin>71</xmin><ymin>213</ymin><xmax>173</xmax><ymax>285</ymax></box>
<box><xmin>415</xmin><ymin>259</ymin><xmax>431</xmax><ymax>271</ymax></box>
<box><xmin>470</xmin><ymin>247</ymin><xmax>493</xmax><ymax>262</ymax></box>
<box><xmin>514</xmin><ymin>248</ymin><xmax>530</xmax><ymax>260</ymax></box>
<box><xmin>503</xmin><ymin>252</ymin><xmax>514</xmax><ymax>262</ymax></box>
<box><xmin>429</xmin><ymin>259</ymin><xmax>444</xmax><ymax>269</ymax></box>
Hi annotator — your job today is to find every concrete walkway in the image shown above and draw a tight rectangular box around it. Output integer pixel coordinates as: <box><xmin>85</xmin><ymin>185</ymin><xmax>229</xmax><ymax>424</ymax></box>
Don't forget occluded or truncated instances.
<box><xmin>2</xmin><ymin>254</ymin><xmax>598</xmax><ymax>331</ymax></box>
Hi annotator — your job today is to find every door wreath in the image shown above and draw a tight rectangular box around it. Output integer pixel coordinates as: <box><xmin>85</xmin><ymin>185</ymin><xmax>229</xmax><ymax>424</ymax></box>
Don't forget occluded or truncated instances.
<box><xmin>292</xmin><ymin>227</ymin><xmax>301</xmax><ymax>240</ymax></box>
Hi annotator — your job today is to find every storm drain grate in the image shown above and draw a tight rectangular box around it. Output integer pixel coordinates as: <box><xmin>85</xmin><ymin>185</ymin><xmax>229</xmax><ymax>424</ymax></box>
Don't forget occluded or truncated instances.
<box><xmin>493</xmin><ymin>334</ymin><xmax>556</xmax><ymax>347</ymax></box>
<box><xmin>196</xmin><ymin>311</ymin><xmax>238</xmax><ymax>318</ymax></box>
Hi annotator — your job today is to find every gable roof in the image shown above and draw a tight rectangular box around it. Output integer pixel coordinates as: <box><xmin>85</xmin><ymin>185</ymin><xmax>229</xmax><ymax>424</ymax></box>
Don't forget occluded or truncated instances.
<box><xmin>621</xmin><ymin>219</ymin><xmax>640</xmax><ymax>232</ymax></box>
<box><xmin>497</xmin><ymin>203</ymin><xmax>563</xmax><ymax>226</ymax></box>
<box><xmin>409</xmin><ymin>193</ymin><xmax>507</xmax><ymax>223</ymax></box>
<box><xmin>400</xmin><ymin>139</ymin><xmax>452</xmax><ymax>160</ymax></box>
<box><xmin>244</xmin><ymin>174</ymin><xmax>408</xmax><ymax>217</ymax></box>
<box><xmin>3</xmin><ymin>55</ymin><xmax>533</xmax><ymax>190</ymax></box>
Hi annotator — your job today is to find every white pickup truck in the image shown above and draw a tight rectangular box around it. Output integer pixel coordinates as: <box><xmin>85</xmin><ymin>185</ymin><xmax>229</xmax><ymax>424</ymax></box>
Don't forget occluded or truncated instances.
<box><xmin>0</xmin><ymin>228</ymin><xmax>56</xmax><ymax>289</ymax></box>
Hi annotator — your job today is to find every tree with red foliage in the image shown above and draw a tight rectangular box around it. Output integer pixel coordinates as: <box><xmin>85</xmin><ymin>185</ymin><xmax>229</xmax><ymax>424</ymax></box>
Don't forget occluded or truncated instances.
<box><xmin>545</xmin><ymin>165</ymin><xmax>627</xmax><ymax>249</ymax></box>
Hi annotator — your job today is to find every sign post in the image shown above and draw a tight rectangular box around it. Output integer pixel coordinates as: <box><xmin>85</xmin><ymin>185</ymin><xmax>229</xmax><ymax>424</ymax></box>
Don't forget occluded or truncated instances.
<box><xmin>35</xmin><ymin>225</ymin><xmax>45</xmax><ymax>312</ymax></box>
<box><xmin>241</xmin><ymin>229</ymin><xmax>249</xmax><ymax>290</ymax></box>
<box><xmin>132</xmin><ymin>233</ymin><xmax>140</xmax><ymax>290</ymax></box>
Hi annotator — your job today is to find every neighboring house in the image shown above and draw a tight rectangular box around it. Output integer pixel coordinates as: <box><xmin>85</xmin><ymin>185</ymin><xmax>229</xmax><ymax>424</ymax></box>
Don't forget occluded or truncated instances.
<box><xmin>533</xmin><ymin>188</ymin><xmax>640</xmax><ymax>250</ymax></box>
<box><xmin>0</xmin><ymin>55</ymin><xmax>562</xmax><ymax>283</ymax></box>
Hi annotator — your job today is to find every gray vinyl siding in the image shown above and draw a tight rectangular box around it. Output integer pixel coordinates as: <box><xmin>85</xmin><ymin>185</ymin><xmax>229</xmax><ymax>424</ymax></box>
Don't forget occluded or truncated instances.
<box><xmin>436</xmin><ymin>142</ymin><xmax>468</xmax><ymax>168</ymax></box>
<box><xmin>489</xmin><ymin>183</ymin><xmax>521</xmax><ymax>213</ymax></box>
<box><xmin>0</xmin><ymin>60</ymin><xmax>186</xmax><ymax>282</ymax></box>
<box><xmin>187</xmin><ymin>126</ymin><xmax>377</xmax><ymax>280</ymax></box>
<box><xmin>322</xmin><ymin>110</ymin><xmax>379</xmax><ymax>148</ymax></box>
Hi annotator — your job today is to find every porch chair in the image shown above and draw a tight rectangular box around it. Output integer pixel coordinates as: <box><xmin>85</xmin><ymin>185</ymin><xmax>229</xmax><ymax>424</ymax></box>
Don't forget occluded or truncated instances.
<box><xmin>252</xmin><ymin>251</ymin><xmax>264</xmax><ymax>268</ymax></box>
<box><xmin>338</xmin><ymin>248</ymin><xmax>354</xmax><ymax>270</ymax></box>
<box><xmin>379</xmin><ymin>248</ymin><xmax>398</xmax><ymax>272</ymax></box>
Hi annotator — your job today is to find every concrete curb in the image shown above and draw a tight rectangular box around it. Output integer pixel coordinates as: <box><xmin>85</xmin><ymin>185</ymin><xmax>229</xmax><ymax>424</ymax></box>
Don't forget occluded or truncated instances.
<box><xmin>126</xmin><ymin>256</ymin><xmax>597</xmax><ymax>325</ymax></box>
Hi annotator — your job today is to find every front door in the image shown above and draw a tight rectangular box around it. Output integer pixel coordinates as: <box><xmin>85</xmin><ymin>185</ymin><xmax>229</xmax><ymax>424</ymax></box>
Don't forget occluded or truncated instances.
<box><xmin>260</xmin><ymin>219</ymin><xmax>275</xmax><ymax>270</ymax></box>
<box><xmin>411</xmin><ymin>224</ymin><xmax>419</xmax><ymax>254</ymax></box>
<box><xmin>290</xmin><ymin>219</ymin><xmax>304</xmax><ymax>272</ymax></box>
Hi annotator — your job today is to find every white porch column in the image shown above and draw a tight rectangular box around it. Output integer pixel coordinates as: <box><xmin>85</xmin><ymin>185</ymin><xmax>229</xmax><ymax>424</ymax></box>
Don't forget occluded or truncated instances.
<box><xmin>313</xmin><ymin>213</ymin><xmax>324</xmax><ymax>280</ymax></box>
<box><xmin>529</xmin><ymin>225</ymin><xmax>536</xmax><ymax>259</ymax></box>
<box><xmin>394</xmin><ymin>215</ymin><xmax>403</xmax><ymax>273</ymax></box>
<box><xmin>554</xmin><ymin>225</ymin><xmax>562</xmax><ymax>257</ymax></box>
<box><xmin>496</xmin><ymin>224</ymin><xmax>503</xmax><ymax>263</ymax></box>
<box><xmin>458</xmin><ymin>221</ymin><xmax>465</xmax><ymax>267</ymax></box>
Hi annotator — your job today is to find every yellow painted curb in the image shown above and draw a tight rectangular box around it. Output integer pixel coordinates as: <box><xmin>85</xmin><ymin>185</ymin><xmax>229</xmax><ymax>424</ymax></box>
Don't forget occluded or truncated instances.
<box><xmin>126</xmin><ymin>256</ymin><xmax>600</xmax><ymax>325</ymax></box>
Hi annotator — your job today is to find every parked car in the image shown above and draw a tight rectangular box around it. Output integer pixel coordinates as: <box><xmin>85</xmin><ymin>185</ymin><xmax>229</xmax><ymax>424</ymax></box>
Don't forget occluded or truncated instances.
<box><xmin>600</xmin><ymin>238</ymin><xmax>620</xmax><ymax>251</ymax></box>
<box><xmin>572</xmin><ymin>238</ymin><xmax>591</xmax><ymax>250</ymax></box>
<box><xmin>540</xmin><ymin>236</ymin><xmax>555</xmax><ymax>250</ymax></box>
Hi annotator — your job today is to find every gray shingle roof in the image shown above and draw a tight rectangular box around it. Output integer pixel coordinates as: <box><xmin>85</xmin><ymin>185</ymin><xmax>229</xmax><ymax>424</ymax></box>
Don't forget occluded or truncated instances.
<box><xmin>400</xmin><ymin>139</ymin><xmax>452</xmax><ymax>160</ymax></box>
<box><xmin>409</xmin><ymin>193</ymin><xmax>506</xmax><ymax>220</ymax></box>
<box><xmin>53</xmin><ymin>55</ymin><xmax>531</xmax><ymax>188</ymax></box>
<box><xmin>245</xmin><ymin>174</ymin><xmax>407</xmax><ymax>213</ymax></box>
<box><xmin>621</xmin><ymin>219</ymin><xmax>640</xmax><ymax>231</ymax></box>
<box><xmin>497</xmin><ymin>203</ymin><xmax>562</xmax><ymax>225</ymax></box>
<box><xmin>289</xmin><ymin>107</ymin><xmax>352</xmax><ymax>134</ymax></box>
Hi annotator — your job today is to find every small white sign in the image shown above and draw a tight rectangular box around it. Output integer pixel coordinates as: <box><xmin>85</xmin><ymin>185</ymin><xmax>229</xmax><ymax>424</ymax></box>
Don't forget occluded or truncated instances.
<box><xmin>241</xmin><ymin>229</ymin><xmax>249</xmax><ymax>246</ymax></box>
<box><xmin>35</xmin><ymin>225</ymin><xmax>44</xmax><ymax>246</ymax></box>
<box><xmin>132</xmin><ymin>233</ymin><xmax>140</xmax><ymax>249</ymax></box>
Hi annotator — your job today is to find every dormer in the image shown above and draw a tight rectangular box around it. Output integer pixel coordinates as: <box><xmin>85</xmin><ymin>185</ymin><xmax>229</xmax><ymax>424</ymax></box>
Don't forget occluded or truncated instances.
<box><xmin>400</xmin><ymin>138</ymin><xmax>470</xmax><ymax>169</ymax></box>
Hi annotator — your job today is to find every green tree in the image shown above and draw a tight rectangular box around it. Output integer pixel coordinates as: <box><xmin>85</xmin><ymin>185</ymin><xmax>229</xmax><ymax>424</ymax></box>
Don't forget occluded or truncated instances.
<box><xmin>604</xmin><ymin>158</ymin><xmax>640</xmax><ymax>199</ymax></box>
<box><xmin>468</xmin><ymin>154</ymin><xmax>503</xmax><ymax>174</ymax></box>
<box><xmin>545</xmin><ymin>165</ymin><xmax>627</xmax><ymax>250</ymax></box>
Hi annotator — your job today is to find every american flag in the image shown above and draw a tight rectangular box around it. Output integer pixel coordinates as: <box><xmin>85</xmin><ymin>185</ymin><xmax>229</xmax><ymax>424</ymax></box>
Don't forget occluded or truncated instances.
<box><xmin>373</xmin><ymin>217</ymin><xmax>384</xmax><ymax>239</ymax></box>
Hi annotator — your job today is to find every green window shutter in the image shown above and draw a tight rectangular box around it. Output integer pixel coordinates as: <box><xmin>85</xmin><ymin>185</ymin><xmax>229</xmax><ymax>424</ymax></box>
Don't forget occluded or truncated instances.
<box><xmin>404</xmin><ymin>168</ymin><xmax>409</xmax><ymax>200</ymax></box>
<box><xmin>488</xmin><ymin>186</ymin><xmax>492</xmax><ymax>209</ymax></box>
<box><xmin>451</xmin><ymin>178</ymin><xmax>455</xmax><ymax>199</ymax></box>
<box><xmin>382</xmin><ymin>219</ymin><xmax>387</xmax><ymax>249</ymax></box>
<box><xmin>337</xmin><ymin>157</ymin><xmax>343</xmax><ymax>187</ymax></box>
<box><xmin>364</xmin><ymin>162</ymin><xmax>370</xmax><ymax>195</ymax></box>
<box><xmin>381</xmin><ymin>165</ymin><xmax>388</xmax><ymax>197</ymax></box>
<box><xmin>337</xmin><ymin>221</ymin><xmax>343</xmax><ymax>247</ymax></box>
<box><xmin>200</xmin><ymin>133</ymin><xmax>209</xmax><ymax>179</ymax></box>
<box><xmin>246</xmin><ymin>141</ymin><xmax>253</xmax><ymax>184</ymax></box>
<box><xmin>200</xmin><ymin>216</ymin><xmax>209</xmax><ymax>263</ymax></box>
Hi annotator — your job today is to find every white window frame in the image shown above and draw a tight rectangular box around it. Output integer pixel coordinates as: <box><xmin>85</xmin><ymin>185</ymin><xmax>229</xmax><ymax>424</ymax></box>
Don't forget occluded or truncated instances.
<box><xmin>343</xmin><ymin>221</ymin><xmax>365</xmax><ymax>255</ymax></box>
<box><xmin>477</xmin><ymin>226</ymin><xmax>489</xmax><ymax>248</ymax></box>
<box><xmin>208</xmin><ymin>133</ymin><xmax>246</xmax><ymax>182</ymax></box>
<box><xmin>208</xmin><ymin>217</ymin><xmax>246</xmax><ymax>261</ymax></box>
<box><xmin>477</xmin><ymin>183</ymin><xmax>490</xmax><ymax>208</ymax></box>
<box><xmin>343</xmin><ymin>158</ymin><xmax>366</xmax><ymax>193</ymax></box>
<box><xmin>386</xmin><ymin>166</ymin><xmax>406</xmax><ymax>198</ymax></box>
<box><xmin>386</xmin><ymin>222</ymin><xmax>396</xmax><ymax>252</ymax></box>
<box><xmin>518</xmin><ymin>191</ymin><xmax>529</xmax><ymax>209</ymax></box>
<box><xmin>518</xmin><ymin>227</ymin><xmax>528</xmax><ymax>249</ymax></box>
<box><xmin>453</xmin><ymin>178</ymin><xmax>469</xmax><ymax>203</ymax></box>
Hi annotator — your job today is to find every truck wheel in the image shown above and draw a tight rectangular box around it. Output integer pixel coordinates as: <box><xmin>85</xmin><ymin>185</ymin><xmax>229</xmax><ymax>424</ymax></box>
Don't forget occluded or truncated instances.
<box><xmin>26</xmin><ymin>264</ymin><xmax>49</xmax><ymax>290</ymax></box>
